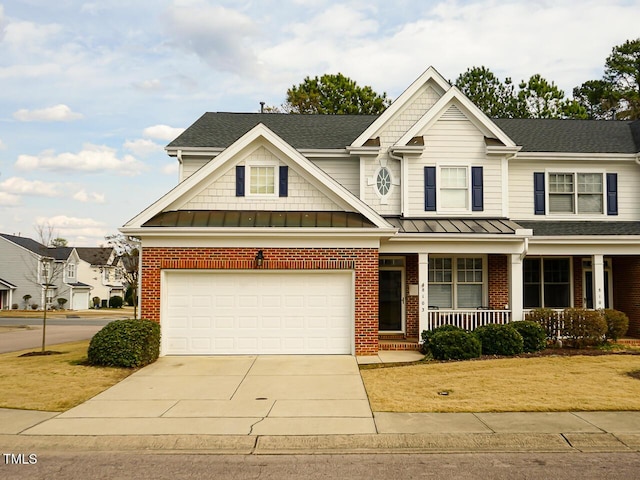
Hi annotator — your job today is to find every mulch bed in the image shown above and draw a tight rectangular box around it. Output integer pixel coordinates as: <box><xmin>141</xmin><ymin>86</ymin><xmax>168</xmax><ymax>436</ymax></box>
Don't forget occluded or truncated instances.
<box><xmin>18</xmin><ymin>351</ymin><xmax>63</xmax><ymax>357</ymax></box>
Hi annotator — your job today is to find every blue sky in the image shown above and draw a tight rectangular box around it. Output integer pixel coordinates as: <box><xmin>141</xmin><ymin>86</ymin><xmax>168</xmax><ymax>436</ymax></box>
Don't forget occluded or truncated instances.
<box><xmin>1</xmin><ymin>0</ymin><xmax>639</xmax><ymax>246</ymax></box>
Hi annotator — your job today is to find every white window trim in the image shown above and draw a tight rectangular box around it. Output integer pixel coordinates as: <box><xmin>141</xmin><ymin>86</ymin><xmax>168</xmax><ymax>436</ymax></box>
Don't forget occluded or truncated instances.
<box><xmin>545</xmin><ymin>169</ymin><xmax>607</xmax><ymax>218</ymax></box>
<box><xmin>428</xmin><ymin>254</ymin><xmax>487</xmax><ymax>309</ymax></box>
<box><xmin>437</xmin><ymin>165</ymin><xmax>471</xmax><ymax>212</ymax></box>
<box><xmin>245</xmin><ymin>160</ymin><xmax>280</xmax><ymax>198</ymax></box>
<box><xmin>67</xmin><ymin>263</ymin><xmax>76</xmax><ymax>280</ymax></box>
<box><xmin>372</xmin><ymin>165</ymin><xmax>393</xmax><ymax>200</ymax></box>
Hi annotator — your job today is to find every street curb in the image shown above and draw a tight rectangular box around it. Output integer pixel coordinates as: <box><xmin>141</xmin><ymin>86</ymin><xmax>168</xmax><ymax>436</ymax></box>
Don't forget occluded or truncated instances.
<box><xmin>2</xmin><ymin>433</ymin><xmax>639</xmax><ymax>455</ymax></box>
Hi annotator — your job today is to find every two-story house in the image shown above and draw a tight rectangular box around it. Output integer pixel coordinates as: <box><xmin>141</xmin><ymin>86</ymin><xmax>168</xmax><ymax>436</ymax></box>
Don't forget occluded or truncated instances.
<box><xmin>120</xmin><ymin>67</ymin><xmax>640</xmax><ymax>356</ymax></box>
<box><xmin>76</xmin><ymin>247</ymin><xmax>125</xmax><ymax>307</ymax></box>
<box><xmin>0</xmin><ymin>233</ymin><xmax>92</xmax><ymax>310</ymax></box>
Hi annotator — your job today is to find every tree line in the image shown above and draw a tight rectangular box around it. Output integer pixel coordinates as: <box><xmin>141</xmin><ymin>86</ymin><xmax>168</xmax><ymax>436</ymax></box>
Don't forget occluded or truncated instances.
<box><xmin>272</xmin><ymin>38</ymin><xmax>639</xmax><ymax>120</ymax></box>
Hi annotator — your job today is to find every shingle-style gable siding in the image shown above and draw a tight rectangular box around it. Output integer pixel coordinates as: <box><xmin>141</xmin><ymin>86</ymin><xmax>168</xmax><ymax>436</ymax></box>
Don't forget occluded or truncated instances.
<box><xmin>182</xmin><ymin>146</ymin><xmax>345</xmax><ymax>212</ymax></box>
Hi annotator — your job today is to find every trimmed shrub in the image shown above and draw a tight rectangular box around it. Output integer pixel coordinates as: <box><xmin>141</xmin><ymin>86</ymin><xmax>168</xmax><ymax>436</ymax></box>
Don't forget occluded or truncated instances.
<box><xmin>429</xmin><ymin>329</ymin><xmax>481</xmax><ymax>361</ymax></box>
<box><xmin>88</xmin><ymin>319</ymin><xmax>160</xmax><ymax>368</ymax></box>
<box><xmin>57</xmin><ymin>298</ymin><xmax>68</xmax><ymax>309</ymax></box>
<box><xmin>511</xmin><ymin>321</ymin><xmax>547</xmax><ymax>353</ymax></box>
<box><xmin>421</xmin><ymin>324</ymin><xmax>464</xmax><ymax>354</ymax></box>
<box><xmin>561</xmin><ymin>308</ymin><xmax>607</xmax><ymax>348</ymax></box>
<box><xmin>602</xmin><ymin>309</ymin><xmax>629</xmax><ymax>342</ymax></box>
<box><xmin>525</xmin><ymin>308</ymin><xmax>561</xmax><ymax>340</ymax></box>
<box><xmin>109</xmin><ymin>295</ymin><xmax>124</xmax><ymax>308</ymax></box>
<box><xmin>474</xmin><ymin>324</ymin><xmax>524</xmax><ymax>356</ymax></box>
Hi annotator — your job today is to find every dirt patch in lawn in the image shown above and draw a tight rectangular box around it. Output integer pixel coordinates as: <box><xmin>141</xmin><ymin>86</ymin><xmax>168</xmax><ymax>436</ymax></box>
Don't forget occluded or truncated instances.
<box><xmin>0</xmin><ymin>340</ymin><xmax>134</xmax><ymax>412</ymax></box>
<box><xmin>361</xmin><ymin>353</ymin><xmax>640</xmax><ymax>413</ymax></box>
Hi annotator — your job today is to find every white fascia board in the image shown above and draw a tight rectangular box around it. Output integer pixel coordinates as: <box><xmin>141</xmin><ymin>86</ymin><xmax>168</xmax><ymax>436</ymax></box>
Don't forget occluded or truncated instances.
<box><xmin>165</xmin><ymin>147</ymin><xmax>225</xmax><ymax>157</ymax></box>
<box><xmin>529</xmin><ymin>236</ymin><xmax>640</xmax><ymax>245</ymax></box>
<box><xmin>297</xmin><ymin>149</ymin><xmax>351</xmax><ymax>158</ymax></box>
<box><xmin>351</xmin><ymin>66</ymin><xmax>451</xmax><ymax>148</ymax></box>
<box><xmin>511</xmin><ymin>152</ymin><xmax>638</xmax><ymax>162</ymax></box>
<box><xmin>125</xmin><ymin>123</ymin><xmax>392</xmax><ymax>229</ymax></box>
<box><xmin>396</xmin><ymin>87</ymin><xmax>516</xmax><ymax>148</ymax></box>
<box><xmin>387</xmin><ymin>233</ymin><xmax>532</xmax><ymax>242</ymax></box>
<box><xmin>346</xmin><ymin>146</ymin><xmax>380</xmax><ymax>156</ymax></box>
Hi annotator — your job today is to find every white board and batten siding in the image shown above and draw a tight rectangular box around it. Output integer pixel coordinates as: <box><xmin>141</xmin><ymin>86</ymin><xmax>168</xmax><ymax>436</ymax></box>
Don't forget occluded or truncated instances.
<box><xmin>162</xmin><ymin>270</ymin><xmax>354</xmax><ymax>355</ymax></box>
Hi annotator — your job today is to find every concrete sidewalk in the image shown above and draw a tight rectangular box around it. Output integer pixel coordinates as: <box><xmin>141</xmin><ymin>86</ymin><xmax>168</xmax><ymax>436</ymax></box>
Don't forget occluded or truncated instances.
<box><xmin>2</xmin><ymin>351</ymin><xmax>640</xmax><ymax>454</ymax></box>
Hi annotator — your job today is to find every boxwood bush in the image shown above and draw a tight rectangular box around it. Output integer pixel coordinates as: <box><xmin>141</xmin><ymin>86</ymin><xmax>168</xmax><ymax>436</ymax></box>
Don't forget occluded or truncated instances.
<box><xmin>88</xmin><ymin>319</ymin><xmax>160</xmax><ymax>368</ymax></box>
<box><xmin>421</xmin><ymin>324</ymin><xmax>464</xmax><ymax>354</ymax></box>
<box><xmin>561</xmin><ymin>308</ymin><xmax>607</xmax><ymax>348</ymax></box>
<box><xmin>108</xmin><ymin>295</ymin><xmax>124</xmax><ymax>308</ymax></box>
<box><xmin>429</xmin><ymin>329</ymin><xmax>481</xmax><ymax>361</ymax></box>
<box><xmin>602</xmin><ymin>309</ymin><xmax>629</xmax><ymax>342</ymax></box>
<box><xmin>474</xmin><ymin>323</ymin><xmax>524</xmax><ymax>356</ymax></box>
<box><xmin>511</xmin><ymin>320</ymin><xmax>547</xmax><ymax>353</ymax></box>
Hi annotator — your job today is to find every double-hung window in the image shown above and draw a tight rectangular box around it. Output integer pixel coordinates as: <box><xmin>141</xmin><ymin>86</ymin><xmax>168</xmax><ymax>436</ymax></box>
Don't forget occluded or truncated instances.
<box><xmin>523</xmin><ymin>257</ymin><xmax>571</xmax><ymax>308</ymax></box>
<box><xmin>547</xmin><ymin>172</ymin><xmax>604</xmax><ymax>214</ymax></box>
<box><xmin>236</xmin><ymin>163</ymin><xmax>289</xmax><ymax>198</ymax></box>
<box><xmin>67</xmin><ymin>263</ymin><xmax>76</xmax><ymax>279</ymax></box>
<box><xmin>428</xmin><ymin>256</ymin><xmax>484</xmax><ymax>309</ymax></box>
<box><xmin>440</xmin><ymin>167</ymin><xmax>468</xmax><ymax>209</ymax></box>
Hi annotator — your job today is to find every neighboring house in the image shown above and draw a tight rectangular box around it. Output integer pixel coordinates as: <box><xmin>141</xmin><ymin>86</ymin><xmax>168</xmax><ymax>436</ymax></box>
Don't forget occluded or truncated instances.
<box><xmin>0</xmin><ymin>278</ymin><xmax>17</xmax><ymax>310</ymax></box>
<box><xmin>76</xmin><ymin>247</ymin><xmax>125</xmax><ymax>307</ymax></box>
<box><xmin>0</xmin><ymin>233</ymin><xmax>92</xmax><ymax>310</ymax></box>
<box><xmin>120</xmin><ymin>67</ymin><xmax>640</xmax><ymax>356</ymax></box>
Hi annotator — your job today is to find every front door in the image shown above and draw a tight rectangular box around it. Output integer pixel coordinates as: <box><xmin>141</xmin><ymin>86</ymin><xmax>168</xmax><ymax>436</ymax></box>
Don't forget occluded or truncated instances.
<box><xmin>379</xmin><ymin>269</ymin><xmax>404</xmax><ymax>332</ymax></box>
<box><xmin>583</xmin><ymin>262</ymin><xmax>612</xmax><ymax>309</ymax></box>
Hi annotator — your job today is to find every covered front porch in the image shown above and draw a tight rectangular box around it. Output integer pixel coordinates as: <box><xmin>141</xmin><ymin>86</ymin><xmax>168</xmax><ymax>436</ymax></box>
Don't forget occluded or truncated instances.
<box><xmin>378</xmin><ymin>252</ymin><xmax>640</xmax><ymax>351</ymax></box>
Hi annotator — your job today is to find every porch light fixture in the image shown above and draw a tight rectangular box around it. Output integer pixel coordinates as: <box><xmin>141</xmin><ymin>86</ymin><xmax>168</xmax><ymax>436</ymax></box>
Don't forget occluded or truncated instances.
<box><xmin>255</xmin><ymin>250</ymin><xmax>264</xmax><ymax>268</ymax></box>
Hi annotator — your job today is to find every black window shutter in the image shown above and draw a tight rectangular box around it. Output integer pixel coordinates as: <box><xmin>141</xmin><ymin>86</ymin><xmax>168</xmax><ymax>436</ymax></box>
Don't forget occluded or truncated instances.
<box><xmin>471</xmin><ymin>166</ymin><xmax>483</xmax><ymax>211</ymax></box>
<box><xmin>534</xmin><ymin>172</ymin><xmax>545</xmax><ymax>215</ymax></box>
<box><xmin>606</xmin><ymin>173</ymin><xmax>618</xmax><ymax>215</ymax></box>
<box><xmin>279</xmin><ymin>166</ymin><xmax>288</xmax><ymax>197</ymax></box>
<box><xmin>236</xmin><ymin>165</ymin><xmax>245</xmax><ymax>197</ymax></box>
<box><xmin>424</xmin><ymin>166</ymin><xmax>436</xmax><ymax>211</ymax></box>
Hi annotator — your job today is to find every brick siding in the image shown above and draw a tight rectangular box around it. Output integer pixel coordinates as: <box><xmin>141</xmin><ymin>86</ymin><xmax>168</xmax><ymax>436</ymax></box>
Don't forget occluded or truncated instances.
<box><xmin>487</xmin><ymin>254</ymin><xmax>509</xmax><ymax>310</ymax></box>
<box><xmin>613</xmin><ymin>256</ymin><xmax>640</xmax><ymax>337</ymax></box>
<box><xmin>141</xmin><ymin>247</ymin><xmax>379</xmax><ymax>355</ymax></box>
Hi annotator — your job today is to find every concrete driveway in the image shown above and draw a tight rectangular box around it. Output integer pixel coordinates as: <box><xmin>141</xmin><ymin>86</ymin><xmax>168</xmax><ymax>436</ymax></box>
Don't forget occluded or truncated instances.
<box><xmin>24</xmin><ymin>355</ymin><xmax>376</xmax><ymax>436</ymax></box>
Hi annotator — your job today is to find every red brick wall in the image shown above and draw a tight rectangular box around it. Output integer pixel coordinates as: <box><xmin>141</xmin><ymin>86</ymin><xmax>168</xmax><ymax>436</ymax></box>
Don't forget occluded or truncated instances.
<box><xmin>488</xmin><ymin>255</ymin><xmax>509</xmax><ymax>310</ymax></box>
<box><xmin>405</xmin><ymin>254</ymin><xmax>419</xmax><ymax>338</ymax></box>
<box><xmin>613</xmin><ymin>256</ymin><xmax>640</xmax><ymax>337</ymax></box>
<box><xmin>141</xmin><ymin>246</ymin><xmax>379</xmax><ymax>355</ymax></box>
<box><xmin>573</xmin><ymin>257</ymin><xmax>584</xmax><ymax>308</ymax></box>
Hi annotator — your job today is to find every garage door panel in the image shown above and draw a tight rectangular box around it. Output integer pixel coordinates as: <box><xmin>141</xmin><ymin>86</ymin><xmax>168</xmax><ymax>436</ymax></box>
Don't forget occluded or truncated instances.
<box><xmin>163</xmin><ymin>271</ymin><xmax>352</xmax><ymax>355</ymax></box>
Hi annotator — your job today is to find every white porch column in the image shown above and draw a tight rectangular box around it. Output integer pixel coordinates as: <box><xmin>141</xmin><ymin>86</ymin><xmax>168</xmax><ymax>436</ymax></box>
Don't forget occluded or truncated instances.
<box><xmin>418</xmin><ymin>253</ymin><xmax>429</xmax><ymax>340</ymax></box>
<box><xmin>592</xmin><ymin>254</ymin><xmax>605</xmax><ymax>309</ymax></box>
<box><xmin>510</xmin><ymin>254</ymin><xmax>524</xmax><ymax>322</ymax></box>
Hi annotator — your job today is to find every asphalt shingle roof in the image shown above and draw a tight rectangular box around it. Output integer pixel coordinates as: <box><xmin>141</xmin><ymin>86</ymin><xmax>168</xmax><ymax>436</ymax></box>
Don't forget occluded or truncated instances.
<box><xmin>494</xmin><ymin>118</ymin><xmax>640</xmax><ymax>153</ymax></box>
<box><xmin>515</xmin><ymin>221</ymin><xmax>640</xmax><ymax>236</ymax></box>
<box><xmin>168</xmin><ymin>113</ymin><xmax>640</xmax><ymax>154</ymax></box>
<box><xmin>0</xmin><ymin>233</ymin><xmax>72</xmax><ymax>260</ymax></box>
<box><xmin>76</xmin><ymin>247</ymin><xmax>113</xmax><ymax>265</ymax></box>
<box><xmin>167</xmin><ymin>112</ymin><xmax>378</xmax><ymax>150</ymax></box>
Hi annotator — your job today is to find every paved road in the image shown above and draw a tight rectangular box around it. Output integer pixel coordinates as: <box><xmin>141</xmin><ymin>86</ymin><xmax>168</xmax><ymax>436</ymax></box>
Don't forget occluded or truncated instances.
<box><xmin>0</xmin><ymin>319</ymin><xmax>112</xmax><ymax>353</ymax></box>
<box><xmin>2</xmin><ymin>452</ymin><xmax>639</xmax><ymax>480</ymax></box>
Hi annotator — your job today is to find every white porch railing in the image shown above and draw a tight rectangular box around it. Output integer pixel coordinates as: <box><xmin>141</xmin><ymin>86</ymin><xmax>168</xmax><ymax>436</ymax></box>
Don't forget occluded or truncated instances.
<box><xmin>426</xmin><ymin>309</ymin><xmax>512</xmax><ymax>331</ymax></box>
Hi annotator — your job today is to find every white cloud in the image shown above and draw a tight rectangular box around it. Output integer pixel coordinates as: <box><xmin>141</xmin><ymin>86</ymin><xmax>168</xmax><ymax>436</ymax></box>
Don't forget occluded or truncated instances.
<box><xmin>72</xmin><ymin>189</ymin><xmax>105</xmax><ymax>204</ymax></box>
<box><xmin>143</xmin><ymin>125</ymin><xmax>185</xmax><ymax>141</ymax></box>
<box><xmin>0</xmin><ymin>177</ymin><xmax>61</xmax><ymax>197</ymax></box>
<box><xmin>133</xmin><ymin>78</ymin><xmax>163</xmax><ymax>91</ymax></box>
<box><xmin>35</xmin><ymin>215</ymin><xmax>108</xmax><ymax>245</ymax></box>
<box><xmin>161</xmin><ymin>163</ymin><xmax>179</xmax><ymax>175</ymax></box>
<box><xmin>164</xmin><ymin>3</ymin><xmax>258</xmax><ymax>74</ymax></box>
<box><xmin>123</xmin><ymin>138</ymin><xmax>164</xmax><ymax>157</ymax></box>
<box><xmin>0</xmin><ymin>138</ymin><xmax>6</xmax><ymax>150</ymax></box>
<box><xmin>3</xmin><ymin>20</ymin><xmax>62</xmax><ymax>52</ymax></box>
<box><xmin>13</xmin><ymin>104</ymin><xmax>84</xmax><ymax>122</ymax></box>
<box><xmin>15</xmin><ymin>144</ymin><xmax>146</xmax><ymax>176</ymax></box>
<box><xmin>0</xmin><ymin>192</ymin><xmax>20</xmax><ymax>207</ymax></box>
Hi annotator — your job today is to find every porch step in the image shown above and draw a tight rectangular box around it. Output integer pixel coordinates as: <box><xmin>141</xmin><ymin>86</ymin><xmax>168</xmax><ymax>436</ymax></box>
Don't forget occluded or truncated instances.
<box><xmin>379</xmin><ymin>337</ymin><xmax>421</xmax><ymax>351</ymax></box>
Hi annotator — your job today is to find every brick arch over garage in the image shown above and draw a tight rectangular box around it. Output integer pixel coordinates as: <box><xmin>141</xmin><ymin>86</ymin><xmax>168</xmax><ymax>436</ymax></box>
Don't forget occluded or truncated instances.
<box><xmin>140</xmin><ymin>247</ymin><xmax>379</xmax><ymax>355</ymax></box>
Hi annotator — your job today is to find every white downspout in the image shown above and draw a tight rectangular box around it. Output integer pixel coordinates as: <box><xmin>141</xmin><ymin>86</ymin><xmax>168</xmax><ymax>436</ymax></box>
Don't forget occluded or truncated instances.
<box><xmin>388</xmin><ymin>147</ymin><xmax>405</xmax><ymax>216</ymax></box>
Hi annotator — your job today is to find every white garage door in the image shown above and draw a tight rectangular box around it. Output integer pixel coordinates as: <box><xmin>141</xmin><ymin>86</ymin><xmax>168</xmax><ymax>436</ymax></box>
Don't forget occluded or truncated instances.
<box><xmin>72</xmin><ymin>291</ymin><xmax>89</xmax><ymax>310</ymax></box>
<box><xmin>163</xmin><ymin>271</ymin><xmax>353</xmax><ymax>355</ymax></box>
